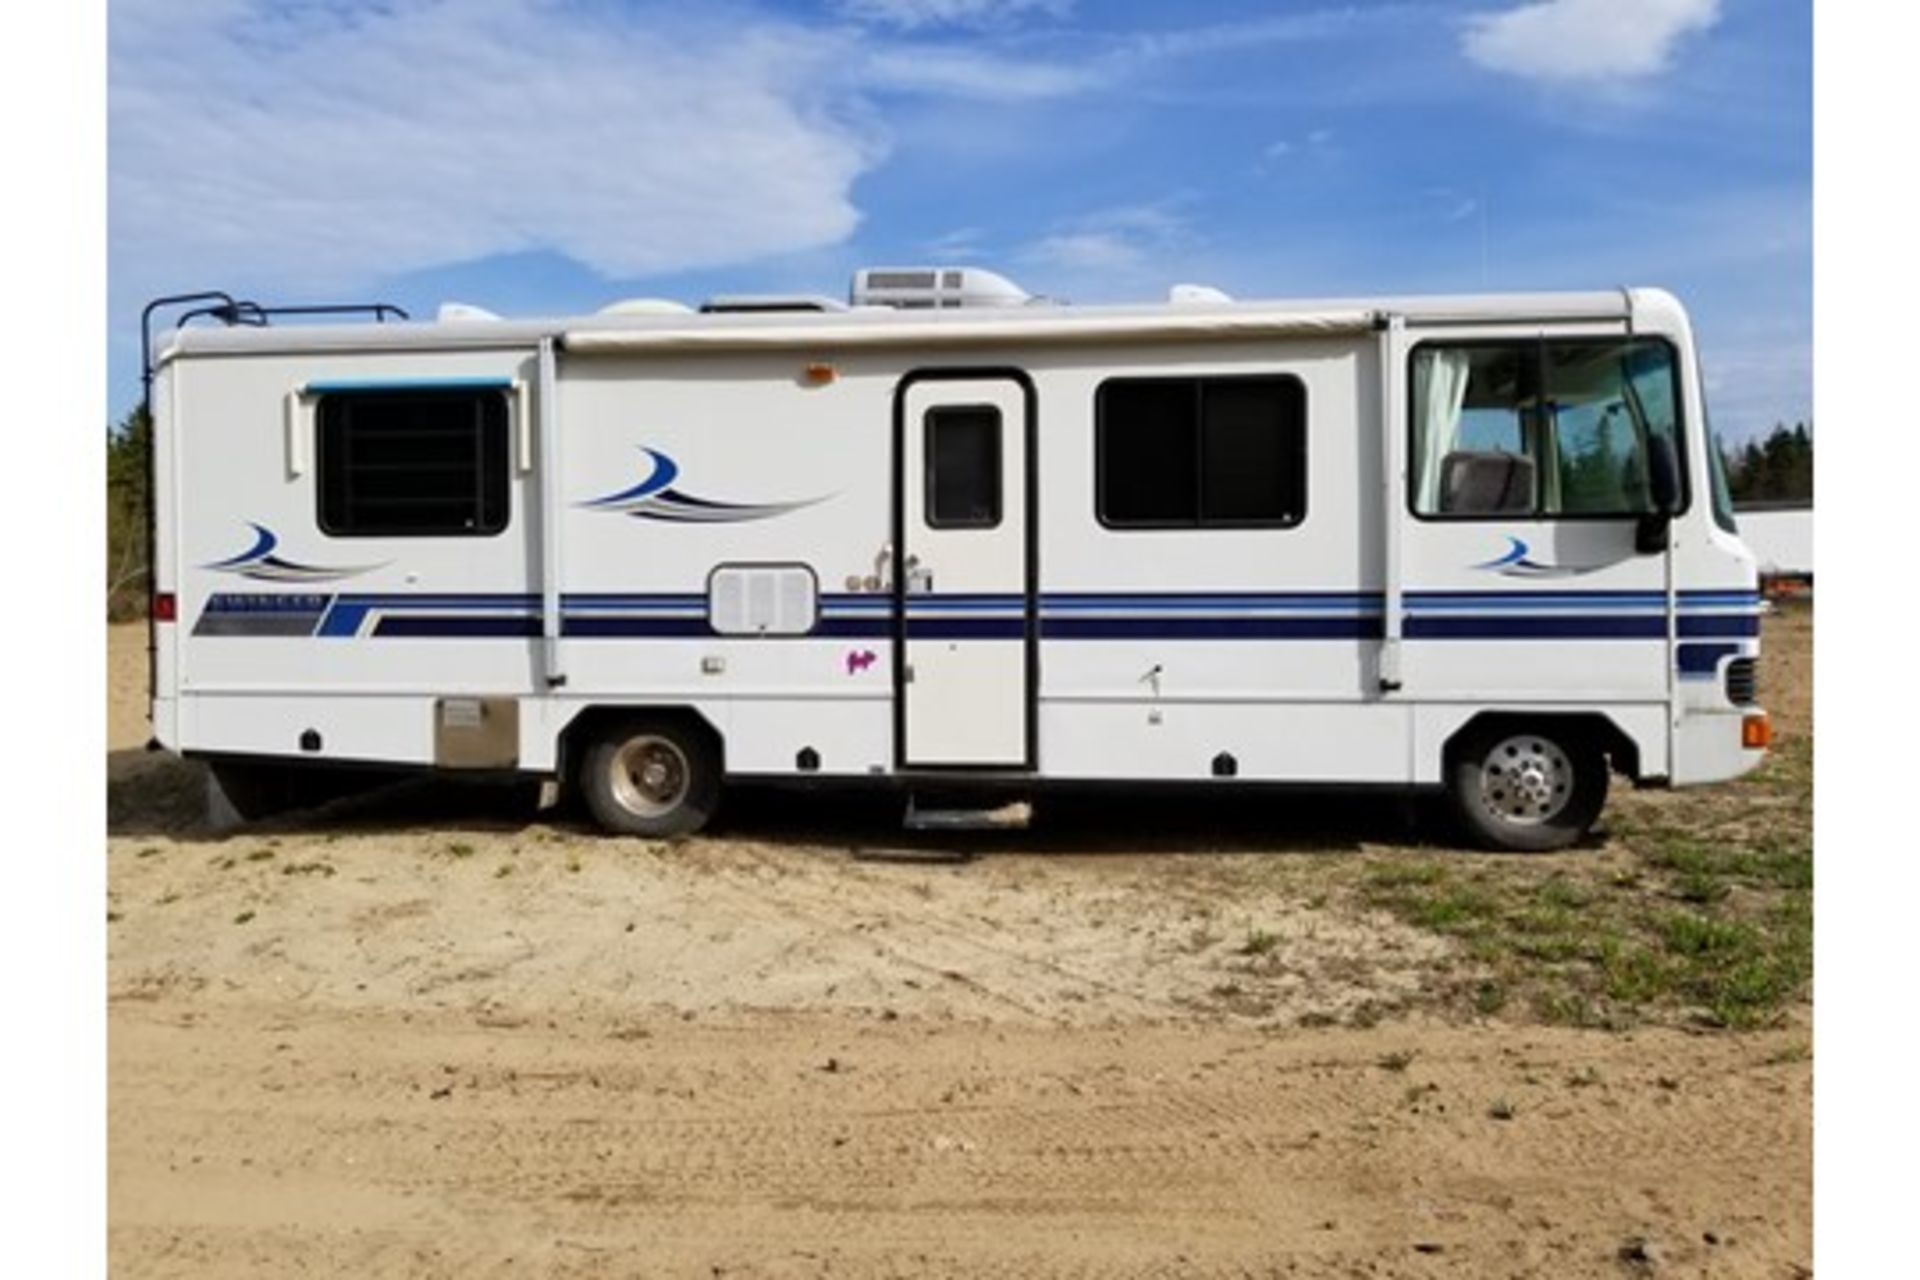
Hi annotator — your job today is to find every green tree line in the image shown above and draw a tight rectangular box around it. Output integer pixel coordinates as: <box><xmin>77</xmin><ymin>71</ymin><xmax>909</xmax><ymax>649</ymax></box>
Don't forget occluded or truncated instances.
<box><xmin>1723</xmin><ymin>421</ymin><xmax>1812</xmax><ymax>505</ymax></box>
<box><xmin>106</xmin><ymin>405</ymin><xmax>150</xmax><ymax>621</ymax></box>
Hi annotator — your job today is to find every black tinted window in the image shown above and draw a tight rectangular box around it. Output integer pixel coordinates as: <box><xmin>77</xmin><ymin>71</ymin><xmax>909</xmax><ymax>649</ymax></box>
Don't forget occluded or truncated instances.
<box><xmin>1097</xmin><ymin>376</ymin><xmax>1305</xmax><ymax>527</ymax></box>
<box><xmin>925</xmin><ymin>406</ymin><xmax>1002</xmax><ymax>528</ymax></box>
<box><xmin>318</xmin><ymin>389</ymin><xmax>509</xmax><ymax>537</ymax></box>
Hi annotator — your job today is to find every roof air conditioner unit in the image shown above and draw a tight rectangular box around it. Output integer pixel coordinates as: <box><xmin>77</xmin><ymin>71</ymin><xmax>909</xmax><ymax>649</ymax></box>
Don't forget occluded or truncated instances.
<box><xmin>850</xmin><ymin>266</ymin><xmax>1032</xmax><ymax>310</ymax></box>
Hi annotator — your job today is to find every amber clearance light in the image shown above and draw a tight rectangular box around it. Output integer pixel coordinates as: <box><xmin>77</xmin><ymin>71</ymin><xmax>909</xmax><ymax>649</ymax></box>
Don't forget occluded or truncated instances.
<box><xmin>1741</xmin><ymin>713</ymin><xmax>1771</xmax><ymax>750</ymax></box>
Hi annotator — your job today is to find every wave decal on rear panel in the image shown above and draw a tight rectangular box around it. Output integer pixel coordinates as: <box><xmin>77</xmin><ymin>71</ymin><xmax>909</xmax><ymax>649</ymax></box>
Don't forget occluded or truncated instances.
<box><xmin>1473</xmin><ymin>536</ymin><xmax>1606</xmax><ymax>579</ymax></box>
<box><xmin>204</xmin><ymin>523</ymin><xmax>385</xmax><ymax>583</ymax></box>
<box><xmin>580</xmin><ymin>448</ymin><xmax>827</xmax><ymax>523</ymax></box>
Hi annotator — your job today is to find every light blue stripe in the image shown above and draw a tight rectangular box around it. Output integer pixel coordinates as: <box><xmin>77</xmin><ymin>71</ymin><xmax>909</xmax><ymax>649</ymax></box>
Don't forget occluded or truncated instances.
<box><xmin>304</xmin><ymin>377</ymin><xmax>514</xmax><ymax>393</ymax></box>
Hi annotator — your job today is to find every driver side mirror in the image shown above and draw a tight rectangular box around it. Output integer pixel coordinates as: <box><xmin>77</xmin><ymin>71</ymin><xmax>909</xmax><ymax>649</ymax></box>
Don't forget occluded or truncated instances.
<box><xmin>1635</xmin><ymin>435</ymin><xmax>1682</xmax><ymax>553</ymax></box>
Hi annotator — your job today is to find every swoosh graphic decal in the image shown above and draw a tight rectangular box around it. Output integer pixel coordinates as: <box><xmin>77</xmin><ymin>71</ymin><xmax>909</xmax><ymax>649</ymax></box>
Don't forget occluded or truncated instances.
<box><xmin>582</xmin><ymin>447</ymin><xmax>827</xmax><ymax>524</ymax></box>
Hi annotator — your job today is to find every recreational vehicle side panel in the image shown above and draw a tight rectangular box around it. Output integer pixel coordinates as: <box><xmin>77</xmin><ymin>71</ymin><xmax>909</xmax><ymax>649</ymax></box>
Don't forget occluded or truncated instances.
<box><xmin>168</xmin><ymin>348</ymin><xmax>545</xmax><ymax>765</ymax></box>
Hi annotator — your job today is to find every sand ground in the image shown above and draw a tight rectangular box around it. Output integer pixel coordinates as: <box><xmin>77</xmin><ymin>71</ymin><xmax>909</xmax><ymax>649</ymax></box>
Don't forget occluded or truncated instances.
<box><xmin>107</xmin><ymin>620</ymin><xmax>1812</xmax><ymax>1278</ymax></box>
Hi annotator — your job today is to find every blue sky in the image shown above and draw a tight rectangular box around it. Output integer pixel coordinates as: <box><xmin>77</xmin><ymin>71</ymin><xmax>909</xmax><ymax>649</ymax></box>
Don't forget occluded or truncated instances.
<box><xmin>108</xmin><ymin>0</ymin><xmax>1809</xmax><ymax>440</ymax></box>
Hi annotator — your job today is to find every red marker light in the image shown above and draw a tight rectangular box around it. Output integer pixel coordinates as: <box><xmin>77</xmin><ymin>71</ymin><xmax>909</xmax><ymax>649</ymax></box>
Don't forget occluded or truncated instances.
<box><xmin>152</xmin><ymin>592</ymin><xmax>177</xmax><ymax>623</ymax></box>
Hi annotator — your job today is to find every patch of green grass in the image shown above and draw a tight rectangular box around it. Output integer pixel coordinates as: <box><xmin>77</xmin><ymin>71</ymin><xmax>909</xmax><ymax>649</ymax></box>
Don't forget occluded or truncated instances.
<box><xmin>1355</xmin><ymin>664</ymin><xmax>1811</xmax><ymax>1031</ymax></box>
<box><xmin>1236</xmin><ymin>928</ymin><xmax>1280</xmax><ymax>957</ymax></box>
<box><xmin>246</xmin><ymin>848</ymin><xmax>275</xmax><ymax>863</ymax></box>
<box><xmin>446</xmin><ymin>841</ymin><xmax>476</xmax><ymax>859</ymax></box>
<box><xmin>232</xmin><ymin>910</ymin><xmax>255</xmax><ymax>925</ymax></box>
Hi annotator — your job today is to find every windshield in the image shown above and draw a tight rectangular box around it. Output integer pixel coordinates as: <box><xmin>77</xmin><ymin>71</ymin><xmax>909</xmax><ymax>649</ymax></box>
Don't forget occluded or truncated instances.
<box><xmin>1706</xmin><ymin>422</ymin><xmax>1739</xmax><ymax>534</ymax></box>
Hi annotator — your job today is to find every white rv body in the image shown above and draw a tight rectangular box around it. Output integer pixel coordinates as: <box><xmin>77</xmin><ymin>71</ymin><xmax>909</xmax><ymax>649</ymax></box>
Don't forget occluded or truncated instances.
<box><xmin>147</xmin><ymin>282</ymin><xmax>1766</xmax><ymax>825</ymax></box>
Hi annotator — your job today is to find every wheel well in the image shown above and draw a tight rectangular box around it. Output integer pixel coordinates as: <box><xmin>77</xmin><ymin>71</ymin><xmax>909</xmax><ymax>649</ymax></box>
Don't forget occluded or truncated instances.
<box><xmin>556</xmin><ymin>706</ymin><xmax>725</xmax><ymax>788</ymax></box>
<box><xmin>1443</xmin><ymin>711</ymin><xmax>1643</xmax><ymax>782</ymax></box>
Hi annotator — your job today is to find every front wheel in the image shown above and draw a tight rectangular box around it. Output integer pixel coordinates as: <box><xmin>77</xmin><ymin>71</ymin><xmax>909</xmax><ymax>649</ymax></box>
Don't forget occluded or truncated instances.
<box><xmin>577</xmin><ymin>717</ymin><xmax>720</xmax><ymax>837</ymax></box>
<box><xmin>1446</xmin><ymin>723</ymin><xmax>1608</xmax><ymax>852</ymax></box>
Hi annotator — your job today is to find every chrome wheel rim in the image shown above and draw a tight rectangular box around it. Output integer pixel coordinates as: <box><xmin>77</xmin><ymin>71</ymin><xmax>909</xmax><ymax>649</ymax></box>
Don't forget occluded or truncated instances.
<box><xmin>608</xmin><ymin>735</ymin><xmax>690</xmax><ymax>818</ymax></box>
<box><xmin>1479</xmin><ymin>735</ymin><xmax>1574</xmax><ymax>826</ymax></box>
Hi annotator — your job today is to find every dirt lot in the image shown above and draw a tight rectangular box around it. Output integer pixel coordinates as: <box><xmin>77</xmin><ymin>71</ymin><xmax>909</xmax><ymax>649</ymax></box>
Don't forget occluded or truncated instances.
<box><xmin>108</xmin><ymin>613</ymin><xmax>1812</xmax><ymax>1278</ymax></box>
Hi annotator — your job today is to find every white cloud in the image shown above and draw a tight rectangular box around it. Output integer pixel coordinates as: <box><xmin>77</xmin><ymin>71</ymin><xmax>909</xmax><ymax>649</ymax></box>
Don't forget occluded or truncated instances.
<box><xmin>834</xmin><ymin>0</ymin><xmax>1072</xmax><ymax>31</ymax></box>
<box><xmin>859</xmin><ymin>44</ymin><xmax>1097</xmax><ymax>99</ymax></box>
<box><xmin>1462</xmin><ymin>0</ymin><xmax>1721</xmax><ymax>83</ymax></box>
<box><xmin>110</xmin><ymin>0</ymin><xmax>886</xmax><ymax>305</ymax></box>
<box><xmin>1022</xmin><ymin>201</ymin><xmax>1196</xmax><ymax>272</ymax></box>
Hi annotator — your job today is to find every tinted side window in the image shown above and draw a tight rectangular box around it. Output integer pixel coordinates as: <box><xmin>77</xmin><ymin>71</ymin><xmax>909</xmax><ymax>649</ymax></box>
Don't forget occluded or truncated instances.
<box><xmin>1410</xmin><ymin>339</ymin><xmax>1685</xmax><ymax>519</ymax></box>
<box><xmin>317</xmin><ymin>389</ymin><xmax>510</xmax><ymax>537</ymax></box>
<box><xmin>1097</xmin><ymin>376</ymin><xmax>1306</xmax><ymax>528</ymax></box>
<box><xmin>925</xmin><ymin>405</ymin><xmax>1002</xmax><ymax>528</ymax></box>
<box><xmin>1098</xmin><ymin>381</ymin><xmax>1197</xmax><ymax>524</ymax></box>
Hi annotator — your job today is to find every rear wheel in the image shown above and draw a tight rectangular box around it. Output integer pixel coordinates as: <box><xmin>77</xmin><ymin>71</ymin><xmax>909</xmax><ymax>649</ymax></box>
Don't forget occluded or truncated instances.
<box><xmin>577</xmin><ymin>717</ymin><xmax>720</xmax><ymax>837</ymax></box>
<box><xmin>1446</xmin><ymin>723</ymin><xmax>1607</xmax><ymax>852</ymax></box>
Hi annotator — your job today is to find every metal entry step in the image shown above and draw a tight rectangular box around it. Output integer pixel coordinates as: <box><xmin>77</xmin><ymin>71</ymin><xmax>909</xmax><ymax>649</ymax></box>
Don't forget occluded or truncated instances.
<box><xmin>903</xmin><ymin>797</ymin><xmax>1033</xmax><ymax>832</ymax></box>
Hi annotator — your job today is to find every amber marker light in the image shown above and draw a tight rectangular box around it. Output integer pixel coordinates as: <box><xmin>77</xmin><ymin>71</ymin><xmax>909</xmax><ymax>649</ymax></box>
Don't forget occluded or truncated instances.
<box><xmin>1742</xmin><ymin>713</ymin><xmax>1771</xmax><ymax>750</ymax></box>
<box><xmin>802</xmin><ymin>362</ymin><xmax>837</xmax><ymax>386</ymax></box>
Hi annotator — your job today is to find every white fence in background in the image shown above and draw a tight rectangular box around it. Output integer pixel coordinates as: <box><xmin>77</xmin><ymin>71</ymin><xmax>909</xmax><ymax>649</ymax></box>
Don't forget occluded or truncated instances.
<box><xmin>1737</xmin><ymin>506</ymin><xmax>1813</xmax><ymax>583</ymax></box>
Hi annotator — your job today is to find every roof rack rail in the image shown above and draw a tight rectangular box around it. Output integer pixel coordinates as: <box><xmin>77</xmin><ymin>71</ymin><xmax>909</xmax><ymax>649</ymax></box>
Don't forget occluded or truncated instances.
<box><xmin>140</xmin><ymin>292</ymin><xmax>410</xmax><ymax>407</ymax></box>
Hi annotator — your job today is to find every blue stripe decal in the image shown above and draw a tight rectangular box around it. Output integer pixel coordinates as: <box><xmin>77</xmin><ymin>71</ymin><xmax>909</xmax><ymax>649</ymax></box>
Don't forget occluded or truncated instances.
<box><xmin>562</xmin><ymin>616</ymin><xmax>715</xmax><ymax>639</ymax></box>
<box><xmin>374</xmin><ymin>615</ymin><xmax>541</xmax><ymax>638</ymax></box>
<box><xmin>1677</xmin><ymin>642</ymin><xmax>1741</xmax><ymax>677</ymax></box>
<box><xmin>303</xmin><ymin>377</ymin><xmax>515</xmax><ymax>394</ymax></box>
<box><xmin>1407</xmin><ymin>614</ymin><xmax>1759</xmax><ymax>640</ymax></box>
<box><xmin>1044</xmin><ymin>616</ymin><xmax>1384</xmax><ymax>640</ymax></box>
<box><xmin>198</xmin><ymin>588</ymin><xmax>1764</xmax><ymax>642</ymax></box>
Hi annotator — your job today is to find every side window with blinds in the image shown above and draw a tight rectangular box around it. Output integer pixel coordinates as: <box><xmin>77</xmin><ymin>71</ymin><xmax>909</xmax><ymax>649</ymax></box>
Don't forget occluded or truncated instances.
<box><xmin>317</xmin><ymin>387</ymin><xmax>510</xmax><ymax>537</ymax></box>
<box><xmin>1095</xmin><ymin>375</ymin><xmax>1307</xmax><ymax>528</ymax></box>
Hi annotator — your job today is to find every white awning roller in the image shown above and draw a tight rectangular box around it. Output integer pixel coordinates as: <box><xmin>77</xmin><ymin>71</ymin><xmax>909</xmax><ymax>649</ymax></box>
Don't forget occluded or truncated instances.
<box><xmin>561</xmin><ymin>308</ymin><xmax>1383</xmax><ymax>355</ymax></box>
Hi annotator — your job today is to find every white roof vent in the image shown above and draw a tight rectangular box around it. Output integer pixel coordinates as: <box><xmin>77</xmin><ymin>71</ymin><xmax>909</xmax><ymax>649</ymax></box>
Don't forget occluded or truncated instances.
<box><xmin>1169</xmin><ymin>283</ymin><xmax>1233</xmax><ymax>305</ymax></box>
<box><xmin>597</xmin><ymin>298</ymin><xmax>695</xmax><ymax>316</ymax></box>
<box><xmin>851</xmin><ymin>266</ymin><xmax>1032</xmax><ymax>310</ymax></box>
<box><xmin>437</xmin><ymin>302</ymin><xmax>502</xmax><ymax>321</ymax></box>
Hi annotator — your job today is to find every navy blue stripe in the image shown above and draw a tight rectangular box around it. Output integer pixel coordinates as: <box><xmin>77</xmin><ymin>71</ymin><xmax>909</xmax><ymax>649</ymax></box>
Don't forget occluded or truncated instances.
<box><xmin>339</xmin><ymin>594</ymin><xmax>540</xmax><ymax>607</ymax></box>
<box><xmin>373</xmin><ymin>615</ymin><xmax>541</xmax><ymax>638</ymax></box>
<box><xmin>1407</xmin><ymin>614</ymin><xmax>1759</xmax><ymax>640</ymax></box>
<box><xmin>814</xmin><ymin>617</ymin><xmax>893</xmax><ymax>638</ymax></box>
<box><xmin>562</xmin><ymin>617</ymin><xmax>713</xmax><ymax>638</ymax></box>
<box><xmin>1679</xmin><ymin>614</ymin><xmax>1760</xmax><ymax>638</ymax></box>
<box><xmin>1677</xmin><ymin>642</ymin><xmax>1741</xmax><ymax>675</ymax></box>
<box><xmin>1043</xmin><ymin>616</ymin><xmax>1384</xmax><ymax>640</ymax></box>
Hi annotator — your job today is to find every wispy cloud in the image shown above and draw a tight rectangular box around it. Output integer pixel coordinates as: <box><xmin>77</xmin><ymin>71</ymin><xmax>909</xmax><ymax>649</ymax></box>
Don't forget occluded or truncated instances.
<box><xmin>858</xmin><ymin>44</ymin><xmax>1097</xmax><ymax>99</ymax></box>
<box><xmin>834</xmin><ymin>0</ymin><xmax>1072</xmax><ymax>30</ymax></box>
<box><xmin>1462</xmin><ymin>0</ymin><xmax>1722</xmax><ymax>84</ymax></box>
<box><xmin>1022</xmin><ymin>201</ymin><xmax>1197</xmax><ymax>272</ymax></box>
<box><xmin>110</xmin><ymin>1</ymin><xmax>887</xmax><ymax>305</ymax></box>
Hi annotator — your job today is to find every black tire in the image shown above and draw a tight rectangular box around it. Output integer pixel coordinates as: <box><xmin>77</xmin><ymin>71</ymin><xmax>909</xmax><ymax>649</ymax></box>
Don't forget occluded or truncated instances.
<box><xmin>1445</xmin><ymin>722</ymin><xmax>1608</xmax><ymax>852</ymax></box>
<box><xmin>577</xmin><ymin>716</ymin><xmax>721</xmax><ymax>837</ymax></box>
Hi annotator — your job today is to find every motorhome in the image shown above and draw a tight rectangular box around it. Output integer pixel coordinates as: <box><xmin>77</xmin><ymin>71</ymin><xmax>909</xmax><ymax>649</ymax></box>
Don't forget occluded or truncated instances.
<box><xmin>143</xmin><ymin>269</ymin><xmax>1768</xmax><ymax>851</ymax></box>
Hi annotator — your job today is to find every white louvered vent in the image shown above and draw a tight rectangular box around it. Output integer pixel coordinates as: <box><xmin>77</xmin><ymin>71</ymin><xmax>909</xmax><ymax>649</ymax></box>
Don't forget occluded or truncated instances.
<box><xmin>708</xmin><ymin>565</ymin><xmax>818</xmax><ymax>636</ymax></box>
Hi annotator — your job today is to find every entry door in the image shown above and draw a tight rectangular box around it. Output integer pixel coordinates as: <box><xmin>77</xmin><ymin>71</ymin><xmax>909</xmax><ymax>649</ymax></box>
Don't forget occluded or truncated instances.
<box><xmin>897</xmin><ymin>375</ymin><xmax>1032</xmax><ymax>768</ymax></box>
